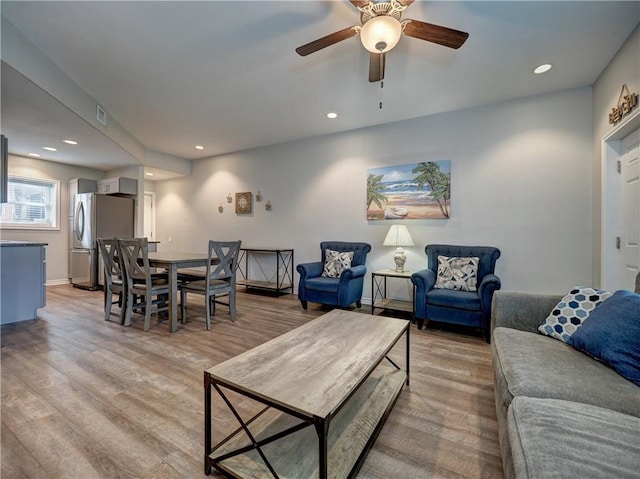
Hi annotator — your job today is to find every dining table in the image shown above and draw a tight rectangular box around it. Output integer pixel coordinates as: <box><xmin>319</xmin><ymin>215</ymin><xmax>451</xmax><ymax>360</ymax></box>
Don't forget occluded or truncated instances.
<box><xmin>148</xmin><ymin>251</ymin><xmax>217</xmax><ymax>332</ymax></box>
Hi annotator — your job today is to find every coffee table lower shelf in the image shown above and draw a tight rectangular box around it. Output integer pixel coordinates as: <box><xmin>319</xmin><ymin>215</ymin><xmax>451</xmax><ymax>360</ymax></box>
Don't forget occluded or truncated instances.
<box><xmin>208</xmin><ymin>365</ymin><xmax>406</xmax><ymax>479</ymax></box>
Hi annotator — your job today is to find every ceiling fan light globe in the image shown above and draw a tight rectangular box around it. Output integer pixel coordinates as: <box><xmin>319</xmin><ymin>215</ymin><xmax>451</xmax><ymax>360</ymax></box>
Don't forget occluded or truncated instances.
<box><xmin>375</xmin><ymin>41</ymin><xmax>387</xmax><ymax>51</ymax></box>
<box><xmin>360</xmin><ymin>16</ymin><xmax>402</xmax><ymax>53</ymax></box>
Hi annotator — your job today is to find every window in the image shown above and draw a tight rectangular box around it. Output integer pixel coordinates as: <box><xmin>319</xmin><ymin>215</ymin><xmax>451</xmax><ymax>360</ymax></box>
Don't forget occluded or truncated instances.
<box><xmin>0</xmin><ymin>175</ymin><xmax>59</xmax><ymax>229</ymax></box>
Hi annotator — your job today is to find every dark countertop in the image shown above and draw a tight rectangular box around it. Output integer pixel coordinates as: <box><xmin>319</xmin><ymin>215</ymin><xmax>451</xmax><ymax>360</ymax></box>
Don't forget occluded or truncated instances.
<box><xmin>0</xmin><ymin>240</ymin><xmax>48</xmax><ymax>247</ymax></box>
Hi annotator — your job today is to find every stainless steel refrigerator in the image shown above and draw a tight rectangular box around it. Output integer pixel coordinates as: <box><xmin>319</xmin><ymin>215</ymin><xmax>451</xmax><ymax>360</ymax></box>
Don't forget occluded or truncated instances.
<box><xmin>68</xmin><ymin>178</ymin><xmax>97</xmax><ymax>281</ymax></box>
<box><xmin>70</xmin><ymin>193</ymin><xmax>134</xmax><ymax>289</ymax></box>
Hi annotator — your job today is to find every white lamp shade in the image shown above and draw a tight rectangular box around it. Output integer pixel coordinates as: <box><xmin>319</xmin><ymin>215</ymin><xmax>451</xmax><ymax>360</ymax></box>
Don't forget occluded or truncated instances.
<box><xmin>360</xmin><ymin>16</ymin><xmax>402</xmax><ymax>53</ymax></box>
<box><xmin>383</xmin><ymin>225</ymin><xmax>414</xmax><ymax>247</ymax></box>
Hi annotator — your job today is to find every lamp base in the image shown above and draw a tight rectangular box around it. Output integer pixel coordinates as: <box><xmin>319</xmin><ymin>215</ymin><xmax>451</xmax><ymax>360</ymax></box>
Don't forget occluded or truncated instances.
<box><xmin>393</xmin><ymin>247</ymin><xmax>406</xmax><ymax>273</ymax></box>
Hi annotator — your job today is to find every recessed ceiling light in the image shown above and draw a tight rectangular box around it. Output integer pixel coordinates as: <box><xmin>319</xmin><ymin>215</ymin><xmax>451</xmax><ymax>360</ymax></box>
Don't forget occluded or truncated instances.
<box><xmin>327</xmin><ymin>112</ymin><xmax>338</xmax><ymax>119</ymax></box>
<box><xmin>63</xmin><ymin>139</ymin><xmax>78</xmax><ymax>145</ymax></box>
<box><xmin>145</xmin><ymin>172</ymin><xmax>154</xmax><ymax>177</ymax></box>
<box><xmin>533</xmin><ymin>63</ymin><xmax>552</xmax><ymax>74</ymax></box>
<box><xmin>28</xmin><ymin>153</ymin><xmax>41</xmax><ymax>157</ymax></box>
<box><xmin>195</xmin><ymin>145</ymin><xmax>204</xmax><ymax>150</ymax></box>
<box><xmin>43</xmin><ymin>146</ymin><xmax>57</xmax><ymax>151</ymax></box>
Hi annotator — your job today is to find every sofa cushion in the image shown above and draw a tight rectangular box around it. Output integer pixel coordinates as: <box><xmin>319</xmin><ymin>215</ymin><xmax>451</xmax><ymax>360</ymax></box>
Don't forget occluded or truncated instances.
<box><xmin>508</xmin><ymin>396</ymin><xmax>640</xmax><ymax>479</ymax></box>
<box><xmin>538</xmin><ymin>286</ymin><xmax>611</xmax><ymax>343</ymax></box>
<box><xmin>492</xmin><ymin>327</ymin><xmax>640</xmax><ymax>418</ymax></box>
<box><xmin>434</xmin><ymin>255</ymin><xmax>479</xmax><ymax>291</ymax></box>
<box><xmin>568</xmin><ymin>290</ymin><xmax>640</xmax><ymax>387</ymax></box>
<box><xmin>321</xmin><ymin>249</ymin><xmax>353</xmax><ymax>278</ymax></box>
<box><xmin>303</xmin><ymin>276</ymin><xmax>339</xmax><ymax>293</ymax></box>
<box><xmin>426</xmin><ymin>288</ymin><xmax>480</xmax><ymax>311</ymax></box>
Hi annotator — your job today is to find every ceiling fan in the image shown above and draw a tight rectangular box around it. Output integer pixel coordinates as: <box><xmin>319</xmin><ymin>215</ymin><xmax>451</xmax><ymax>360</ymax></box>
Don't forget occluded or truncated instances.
<box><xmin>295</xmin><ymin>0</ymin><xmax>469</xmax><ymax>82</ymax></box>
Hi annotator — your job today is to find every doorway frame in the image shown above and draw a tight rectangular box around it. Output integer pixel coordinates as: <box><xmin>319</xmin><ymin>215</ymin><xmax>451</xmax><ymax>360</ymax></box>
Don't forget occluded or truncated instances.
<box><xmin>600</xmin><ymin>109</ymin><xmax>640</xmax><ymax>290</ymax></box>
<box><xmin>143</xmin><ymin>191</ymin><xmax>156</xmax><ymax>242</ymax></box>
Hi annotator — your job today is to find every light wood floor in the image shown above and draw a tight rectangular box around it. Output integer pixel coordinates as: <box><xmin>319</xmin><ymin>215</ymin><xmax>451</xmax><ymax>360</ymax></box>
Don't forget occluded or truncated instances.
<box><xmin>1</xmin><ymin>285</ymin><xmax>503</xmax><ymax>479</ymax></box>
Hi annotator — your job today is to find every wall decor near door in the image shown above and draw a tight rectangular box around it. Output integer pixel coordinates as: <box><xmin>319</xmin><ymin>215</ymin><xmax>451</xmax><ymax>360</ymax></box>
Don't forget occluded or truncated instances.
<box><xmin>235</xmin><ymin>192</ymin><xmax>252</xmax><ymax>214</ymax></box>
<box><xmin>367</xmin><ymin>160</ymin><xmax>451</xmax><ymax>220</ymax></box>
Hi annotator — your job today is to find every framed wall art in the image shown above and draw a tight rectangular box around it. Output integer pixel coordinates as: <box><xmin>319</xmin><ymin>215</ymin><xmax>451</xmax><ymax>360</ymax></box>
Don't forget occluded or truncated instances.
<box><xmin>235</xmin><ymin>192</ymin><xmax>252</xmax><ymax>214</ymax></box>
<box><xmin>366</xmin><ymin>160</ymin><xmax>451</xmax><ymax>220</ymax></box>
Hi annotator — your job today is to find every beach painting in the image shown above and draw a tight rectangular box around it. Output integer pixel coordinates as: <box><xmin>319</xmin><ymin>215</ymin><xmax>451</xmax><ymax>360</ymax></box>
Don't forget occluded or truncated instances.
<box><xmin>367</xmin><ymin>160</ymin><xmax>451</xmax><ymax>220</ymax></box>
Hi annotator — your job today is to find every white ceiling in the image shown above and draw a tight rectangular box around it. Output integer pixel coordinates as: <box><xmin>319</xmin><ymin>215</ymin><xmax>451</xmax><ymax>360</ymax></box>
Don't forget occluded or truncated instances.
<box><xmin>1</xmin><ymin>1</ymin><xmax>639</xmax><ymax>173</ymax></box>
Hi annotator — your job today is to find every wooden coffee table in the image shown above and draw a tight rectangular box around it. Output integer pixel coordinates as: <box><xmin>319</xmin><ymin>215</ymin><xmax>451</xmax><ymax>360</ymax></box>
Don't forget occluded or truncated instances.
<box><xmin>204</xmin><ymin>309</ymin><xmax>410</xmax><ymax>478</ymax></box>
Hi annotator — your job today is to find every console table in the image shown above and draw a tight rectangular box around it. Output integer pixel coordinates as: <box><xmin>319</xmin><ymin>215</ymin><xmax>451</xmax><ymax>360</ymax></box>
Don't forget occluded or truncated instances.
<box><xmin>236</xmin><ymin>247</ymin><xmax>293</xmax><ymax>295</ymax></box>
<box><xmin>204</xmin><ymin>309</ymin><xmax>409</xmax><ymax>478</ymax></box>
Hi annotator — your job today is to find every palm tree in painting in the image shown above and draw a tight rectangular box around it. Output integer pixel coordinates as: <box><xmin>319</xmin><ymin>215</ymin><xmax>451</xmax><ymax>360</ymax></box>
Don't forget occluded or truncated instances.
<box><xmin>367</xmin><ymin>173</ymin><xmax>388</xmax><ymax>210</ymax></box>
<box><xmin>412</xmin><ymin>162</ymin><xmax>450</xmax><ymax>218</ymax></box>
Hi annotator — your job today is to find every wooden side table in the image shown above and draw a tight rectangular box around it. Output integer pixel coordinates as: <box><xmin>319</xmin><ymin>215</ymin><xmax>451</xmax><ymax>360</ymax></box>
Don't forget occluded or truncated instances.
<box><xmin>371</xmin><ymin>269</ymin><xmax>415</xmax><ymax>318</ymax></box>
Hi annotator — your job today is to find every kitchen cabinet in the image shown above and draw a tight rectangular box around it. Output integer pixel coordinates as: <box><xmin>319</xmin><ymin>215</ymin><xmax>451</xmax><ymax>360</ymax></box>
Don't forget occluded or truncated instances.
<box><xmin>97</xmin><ymin>177</ymin><xmax>137</xmax><ymax>196</ymax></box>
<box><xmin>0</xmin><ymin>241</ymin><xmax>47</xmax><ymax>324</ymax></box>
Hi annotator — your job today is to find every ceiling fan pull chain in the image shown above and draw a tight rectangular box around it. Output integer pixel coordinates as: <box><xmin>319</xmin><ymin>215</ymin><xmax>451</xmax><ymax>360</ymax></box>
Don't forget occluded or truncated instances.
<box><xmin>379</xmin><ymin>80</ymin><xmax>384</xmax><ymax>109</ymax></box>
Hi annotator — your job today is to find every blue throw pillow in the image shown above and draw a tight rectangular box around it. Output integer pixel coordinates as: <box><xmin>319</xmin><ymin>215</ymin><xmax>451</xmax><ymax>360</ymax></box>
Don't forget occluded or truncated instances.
<box><xmin>567</xmin><ymin>290</ymin><xmax>640</xmax><ymax>386</ymax></box>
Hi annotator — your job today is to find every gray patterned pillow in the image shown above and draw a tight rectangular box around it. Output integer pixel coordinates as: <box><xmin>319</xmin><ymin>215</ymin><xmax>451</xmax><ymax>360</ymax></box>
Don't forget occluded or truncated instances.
<box><xmin>538</xmin><ymin>286</ymin><xmax>612</xmax><ymax>343</ymax></box>
<box><xmin>434</xmin><ymin>255</ymin><xmax>479</xmax><ymax>292</ymax></box>
<box><xmin>321</xmin><ymin>249</ymin><xmax>354</xmax><ymax>278</ymax></box>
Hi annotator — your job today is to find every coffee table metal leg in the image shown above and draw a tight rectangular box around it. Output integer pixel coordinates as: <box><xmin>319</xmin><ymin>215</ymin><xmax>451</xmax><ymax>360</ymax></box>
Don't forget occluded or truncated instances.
<box><xmin>406</xmin><ymin>324</ymin><xmax>410</xmax><ymax>385</ymax></box>
<box><xmin>204</xmin><ymin>372</ymin><xmax>213</xmax><ymax>475</ymax></box>
<box><xmin>315</xmin><ymin>419</ymin><xmax>329</xmax><ymax>479</ymax></box>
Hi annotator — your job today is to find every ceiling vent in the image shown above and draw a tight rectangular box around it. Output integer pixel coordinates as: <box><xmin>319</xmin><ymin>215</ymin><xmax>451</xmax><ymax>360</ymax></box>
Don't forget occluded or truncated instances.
<box><xmin>96</xmin><ymin>104</ymin><xmax>107</xmax><ymax>126</ymax></box>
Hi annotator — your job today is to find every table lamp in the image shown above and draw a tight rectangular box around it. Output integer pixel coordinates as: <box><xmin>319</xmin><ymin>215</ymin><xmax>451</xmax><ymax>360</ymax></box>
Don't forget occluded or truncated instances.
<box><xmin>383</xmin><ymin>225</ymin><xmax>414</xmax><ymax>272</ymax></box>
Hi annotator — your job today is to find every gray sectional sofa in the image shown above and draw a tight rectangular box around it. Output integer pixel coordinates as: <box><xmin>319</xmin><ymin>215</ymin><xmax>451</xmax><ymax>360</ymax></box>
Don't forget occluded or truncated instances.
<box><xmin>491</xmin><ymin>291</ymin><xmax>640</xmax><ymax>479</ymax></box>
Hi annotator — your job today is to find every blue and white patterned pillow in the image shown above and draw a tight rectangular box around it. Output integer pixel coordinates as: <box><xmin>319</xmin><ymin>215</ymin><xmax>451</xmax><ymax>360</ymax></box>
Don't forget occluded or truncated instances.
<box><xmin>538</xmin><ymin>286</ymin><xmax>612</xmax><ymax>343</ymax></box>
<box><xmin>434</xmin><ymin>255</ymin><xmax>479</xmax><ymax>292</ymax></box>
<box><xmin>321</xmin><ymin>249</ymin><xmax>354</xmax><ymax>278</ymax></box>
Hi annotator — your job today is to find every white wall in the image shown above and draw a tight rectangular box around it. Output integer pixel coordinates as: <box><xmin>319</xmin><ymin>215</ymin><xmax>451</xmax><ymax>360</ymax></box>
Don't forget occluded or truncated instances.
<box><xmin>2</xmin><ymin>154</ymin><xmax>104</xmax><ymax>283</ymax></box>
<box><xmin>155</xmin><ymin>87</ymin><xmax>594</xmax><ymax>301</ymax></box>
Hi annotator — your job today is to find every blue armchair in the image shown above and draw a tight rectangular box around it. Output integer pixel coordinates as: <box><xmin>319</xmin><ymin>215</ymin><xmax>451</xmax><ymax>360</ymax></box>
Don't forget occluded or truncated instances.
<box><xmin>411</xmin><ymin>244</ymin><xmax>501</xmax><ymax>342</ymax></box>
<box><xmin>297</xmin><ymin>241</ymin><xmax>372</xmax><ymax>310</ymax></box>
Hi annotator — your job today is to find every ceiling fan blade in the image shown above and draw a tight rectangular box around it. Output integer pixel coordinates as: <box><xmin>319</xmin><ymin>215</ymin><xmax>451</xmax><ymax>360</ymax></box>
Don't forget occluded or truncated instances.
<box><xmin>295</xmin><ymin>26</ymin><xmax>359</xmax><ymax>56</ymax></box>
<box><xmin>403</xmin><ymin>19</ymin><xmax>469</xmax><ymax>49</ymax></box>
<box><xmin>350</xmin><ymin>0</ymin><xmax>370</xmax><ymax>7</ymax></box>
<box><xmin>369</xmin><ymin>52</ymin><xmax>385</xmax><ymax>83</ymax></box>
<box><xmin>397</xmin><ymin>0</ymin><xmax>415</xmax><ymax>5</ymax></box>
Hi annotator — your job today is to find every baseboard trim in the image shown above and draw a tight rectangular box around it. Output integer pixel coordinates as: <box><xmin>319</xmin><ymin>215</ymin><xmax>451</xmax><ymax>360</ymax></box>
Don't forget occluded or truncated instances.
<box><xmin>46</xmin><ymin>279</ymin><xmax>71</xmax><ymax>286</ymax></box>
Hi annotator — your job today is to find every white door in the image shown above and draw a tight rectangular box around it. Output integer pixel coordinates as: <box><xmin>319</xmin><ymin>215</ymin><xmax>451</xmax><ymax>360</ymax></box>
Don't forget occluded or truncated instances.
<box><xmin>620</xmin><ymin>129</ymin><xmax>640</xmax><ymax>289</ymax></box>
<box><xmin>143</xmin><ymin>192</ymin><xmax>156</xmax><ymax>241</ymax></box>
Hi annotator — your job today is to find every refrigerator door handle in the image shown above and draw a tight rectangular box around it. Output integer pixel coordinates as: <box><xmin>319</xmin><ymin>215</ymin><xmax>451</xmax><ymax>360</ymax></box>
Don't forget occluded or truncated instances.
<box><xmin>74</xmin><ymin>201</ymin><xmax>85</xmax><ymax>242</ymax></box>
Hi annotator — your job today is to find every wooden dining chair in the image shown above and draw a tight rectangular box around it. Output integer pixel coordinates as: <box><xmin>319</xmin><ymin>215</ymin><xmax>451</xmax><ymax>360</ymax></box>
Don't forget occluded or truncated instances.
<box><xmin>97</xmin><ymin>238</ymin><xmax>125</xmax><ymax>323</ymax></box>
<box><xmin>180</xmin><ymin>240</ymin><xmax>241</xmax><ymax>330</ymax></box>
<box><xmin>117</xmin><ymin>237</ymin><xmax>170</xmax><ymax>331</ymax></box>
